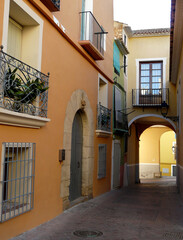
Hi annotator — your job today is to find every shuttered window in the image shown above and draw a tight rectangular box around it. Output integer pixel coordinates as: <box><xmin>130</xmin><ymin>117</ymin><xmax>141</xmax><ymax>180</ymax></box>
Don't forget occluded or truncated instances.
<box><xmin>7</xmin><ymin>18</ymin><xmax>22</xmax><ymax>60</ymax></box>
<box><xmin>98</xmin><ymin>144</ymin><xmax>107</xmax><ymax>179</ymax></box>
<box><xmin>113</xmin><ymin>42</ymin><xmax>120</xmax><ymax>74</ymax></box>
<box><xmin>114</xmin><ymin>86</ymin><xmax>122</xmax><ymax>124</ymax></box>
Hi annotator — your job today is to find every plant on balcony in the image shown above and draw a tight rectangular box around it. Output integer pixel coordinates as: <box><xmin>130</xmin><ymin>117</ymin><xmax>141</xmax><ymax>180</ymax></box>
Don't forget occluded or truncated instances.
<box><xmin>4</xmin><ymin>66</ymin><xmax>48</xmax><ymax>113</ymax></box>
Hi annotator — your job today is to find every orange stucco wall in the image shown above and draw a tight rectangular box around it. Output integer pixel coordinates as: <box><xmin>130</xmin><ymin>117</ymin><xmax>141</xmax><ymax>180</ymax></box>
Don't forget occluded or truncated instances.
<box><xmin>0</xmin><ymin>0</ymin><xmax>114</xmax><ymax>239</ymax></box>
<box><xmin>0</xmin><ymin>1</ymin><xmax>4</xmax><ymax>44</ymax></box>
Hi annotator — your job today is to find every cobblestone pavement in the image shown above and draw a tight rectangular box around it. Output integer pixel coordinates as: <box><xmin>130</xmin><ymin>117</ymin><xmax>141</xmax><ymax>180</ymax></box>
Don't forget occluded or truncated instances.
<box><xmin>11</xmin><ymin>178</ymin><xmax>183</xmax><ymax>240</ymax></box>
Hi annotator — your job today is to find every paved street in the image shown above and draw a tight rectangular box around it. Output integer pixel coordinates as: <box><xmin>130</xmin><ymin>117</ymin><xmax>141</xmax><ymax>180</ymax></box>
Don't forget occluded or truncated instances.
<box><xmin>11</xmin><ymin>178</ymin><xmax>183</xmax><ymax>240</ymax></box>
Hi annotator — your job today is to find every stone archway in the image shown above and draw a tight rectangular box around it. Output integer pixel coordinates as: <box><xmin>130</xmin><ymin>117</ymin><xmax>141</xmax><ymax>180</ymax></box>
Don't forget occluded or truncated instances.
<box><xmin>61</xmin><ymin>89</ymin><xmax>94</xmax><ymax>210</ymax></box>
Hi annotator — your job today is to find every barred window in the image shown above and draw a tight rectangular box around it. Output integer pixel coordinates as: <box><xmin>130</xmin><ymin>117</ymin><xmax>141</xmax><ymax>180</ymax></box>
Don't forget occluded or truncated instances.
<box><xmin>0</xmin><ymin>143</ymin><xmax>35</xmax><ymax>222</ymax></box>
<box><xmin>98</xmin><ymin>144</ymin><xmax>107</xmax><ymax>179</ymax></box>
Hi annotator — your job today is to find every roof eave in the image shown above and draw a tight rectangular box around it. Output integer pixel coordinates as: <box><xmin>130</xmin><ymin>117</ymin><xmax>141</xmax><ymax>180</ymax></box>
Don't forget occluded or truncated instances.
<box><xmin>115</xmin><ymin>39</ymin><xmax>129</xmax><ymax>55</ymax></box>
<box><xmin>170</xmin><ymin>0</ymin><xmax>183</xmax><ymax>84</ymax></box>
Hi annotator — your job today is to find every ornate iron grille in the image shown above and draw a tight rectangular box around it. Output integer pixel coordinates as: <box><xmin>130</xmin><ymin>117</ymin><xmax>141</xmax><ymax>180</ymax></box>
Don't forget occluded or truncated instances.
<box><xmin>80</xmin><ymin>11</ymin><xmax>106</xmax><ymax>56</ymax></box>
<box><xmin>51</xmin><ymin>0</ymin><xmax>60</xmax><ymax>10</ymax></box>
<box><xmin>0</xmin><ymin>142</ymin><xmax>35</xmax><ymax>222</ymax></box>
<box><xmin>114</xmin><ymin>110</ymin><xmax>128</xmax><ymax>131</ymax></box>
<box><xmin>132</xmin><ymin>88</ymin><xmax>169</xmax><ymax>107</ymax></box>
<box><xmin>97</xmin><ymin>104</ymin><xmax>111</xmax><ymax>132</ymax></box>
<box><xmin>40</xmin><ymin>0</ymin><xmax>60</xmax><ymax>11</ymax></box>
<box><xmin>0</xmin><ymin>46</ymin><xmax>49</xmax><ymax>117</ymax></box>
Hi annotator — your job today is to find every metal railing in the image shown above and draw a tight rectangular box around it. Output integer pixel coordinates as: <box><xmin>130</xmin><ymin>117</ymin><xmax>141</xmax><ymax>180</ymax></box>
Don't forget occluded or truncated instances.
<box><xmin>0</xmin><ymin>142</ymin><xmax>35</xmax><ymax>222</ymax></box>
<box><xmin>80</xmin><ymin>11</ymin><xmax>106</xmax><ymax>56</ymax></box>
<box><xmin>97</xmin><ymin>103</ymin><xmax>111</xmax><ymax>132</ymax></box>
<box><xmin>132</xmin><ymin>88</ymin><xmax>169</xmax><ymax>106</ymax></box>
<box><xmin>0</xmin><ymin>46</ymin><xmax>49</xmax><ymax>117</ymax></box>
<box><xmin>114</xmin><ymin>110</ymin><xmax>128</xmax><ymax>131</ymax></box>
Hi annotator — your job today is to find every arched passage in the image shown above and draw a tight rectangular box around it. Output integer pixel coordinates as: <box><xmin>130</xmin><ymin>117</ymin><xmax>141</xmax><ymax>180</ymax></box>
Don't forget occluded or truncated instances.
<box><xmin>60</xmin><ymin>89</ymin><xmax>94</xmax><ymax>210</ymax></box>
<box><xmin>126</xmin><ymin>114</ymin><xmax>177</xmax><ymax>185</ymax></box>
<box><xmin>139</xmin><ymin>126</ymin><xmax>176</xmax><ymax>179</ymax></box>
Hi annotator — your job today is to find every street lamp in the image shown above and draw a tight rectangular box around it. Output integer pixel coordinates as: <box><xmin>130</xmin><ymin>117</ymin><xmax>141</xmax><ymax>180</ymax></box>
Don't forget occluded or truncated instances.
<box><xmin>161</xmin><ymin>101</ymin><xmax>179</xmax><ymax>122</ymax></box>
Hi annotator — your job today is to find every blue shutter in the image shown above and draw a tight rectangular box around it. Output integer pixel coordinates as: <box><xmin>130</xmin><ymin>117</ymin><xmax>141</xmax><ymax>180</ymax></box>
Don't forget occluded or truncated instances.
<box><xmin>113</xmin><ymin>42</ymin><xmax>120</xmax><ymax>73</ymax></box>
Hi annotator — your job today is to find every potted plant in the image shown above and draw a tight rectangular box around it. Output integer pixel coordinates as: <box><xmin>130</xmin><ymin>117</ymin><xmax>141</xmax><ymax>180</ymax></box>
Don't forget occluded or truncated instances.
<box><xmin>4</xmin><ymin>66</ymin><xmax>48</xmax><ymax>114</ymax></box>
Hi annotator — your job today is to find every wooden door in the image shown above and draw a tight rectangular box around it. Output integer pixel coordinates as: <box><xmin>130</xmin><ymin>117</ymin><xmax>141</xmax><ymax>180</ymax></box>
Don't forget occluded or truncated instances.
<box><xmin>69</xmin><ymin>112</ymin><xmax>83</xmax><ymax>201</ymax></box>
<box><xmin>112</xmin><ymin>140</ymin><xmax>121</xmax><ymax>189</ymax></box>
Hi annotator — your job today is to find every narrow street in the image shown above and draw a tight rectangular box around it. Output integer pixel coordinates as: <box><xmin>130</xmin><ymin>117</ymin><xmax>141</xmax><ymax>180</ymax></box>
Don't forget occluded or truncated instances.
<box><xmin>11</xmin><ymin>178</ymin><xmax>183</xmax><ymax>240</ymax></box>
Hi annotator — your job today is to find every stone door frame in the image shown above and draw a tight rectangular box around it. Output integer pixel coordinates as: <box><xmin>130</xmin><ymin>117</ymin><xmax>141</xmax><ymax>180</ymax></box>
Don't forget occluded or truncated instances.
<box><xmin>61</xmin><ymin>89</ymin><xmax>94</xmax><ymax>210</ymax></box>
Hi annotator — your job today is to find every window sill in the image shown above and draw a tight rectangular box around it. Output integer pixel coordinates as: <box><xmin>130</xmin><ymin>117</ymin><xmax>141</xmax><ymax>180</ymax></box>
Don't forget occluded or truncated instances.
<box><xmin>0</xmin><ymin>108</ymin><xmax>50</xmax><ymax>128</ymax></box>
<box><xmin>95</xmin><ymin>130</ymin><xmax>112</xmax><ymax>138</ymax></box>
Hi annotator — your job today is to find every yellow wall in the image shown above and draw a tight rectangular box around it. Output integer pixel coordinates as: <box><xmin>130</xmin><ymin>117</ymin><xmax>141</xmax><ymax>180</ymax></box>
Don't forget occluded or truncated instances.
<box><xmin>140</xmin><ymin>127</ymin><xmax>175</xmax><ymax>164</ymax></box>
<box><xmin>160</xmin><ymin>131</ymin><xmax>176</xmax><ymax>164</ymax></box>
<box><xmin>127</xmin><ymin>34</ymin><xmax>177</xmax><ymax>123</ymax></box>
<box><xmin>140</xmin><ymin>127</ymin><xmax>171</xmax><ymax>164</ymax></box>
<box><xmin>160</xmin><ymin>129</ymin><xmax>176</xmax><ymax>176</ymax></box>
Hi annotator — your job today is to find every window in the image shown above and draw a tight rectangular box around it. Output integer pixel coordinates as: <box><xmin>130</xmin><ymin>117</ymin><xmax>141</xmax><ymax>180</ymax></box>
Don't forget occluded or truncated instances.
<box><xmin>114</xmin><ymin>86</ymin><xmax>122</xmax><ymax>126</ymax></box>
<box><xmin>101</xmin><ymin>26</ymin><xmax>106</xmax><ymax>52</ymax></box>
<box><xmin>98</xmin><ymin>144</ymin><xmax>107</xmax><ymax>179</ymax></box>
<box><xmin>124</xmin><ymin>55</ymin><xmax>127</xmax><ymax>75</ymax></box>
<box><xmin>0</xmin><ymin>143</ymin><xmax>35</xmax><ymax>222</ymax></box>
<box><xmin>124</xmin><ymin>34</ymin><xmax>127</xmax><ymax>45</ymax></box>
<box><xmin>98</xmin><ymin>75</ymin><xmax>108</xmax><ymax>107</ymax></box>
<box><xmin>7</xmin><ymin>18</ymin><xmax>22</xmax><ymax>59</ymax></box>
<box><xmin>140</xmin><ymin>61</ymin><xmax>162</xmax><ymax>94</ymax></box>
<box><xmin>97</xmin><ymin>75</ymin><xmax>111</xmax><ymax>132</ymax></box>
<box><xmin>3</xmin><ymin>0</ymin><xmax>43</xmax><ymax>70</ymax></box>
<box><xmin>138</xmin><ymin>61</ymin><xmax>163</xmax><ymax>105</ymax></box>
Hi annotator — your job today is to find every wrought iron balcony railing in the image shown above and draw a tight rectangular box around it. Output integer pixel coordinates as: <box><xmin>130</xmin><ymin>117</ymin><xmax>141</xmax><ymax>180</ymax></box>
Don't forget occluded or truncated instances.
<box><xmin>0</xmin><ymin>46</ymin><xmax>49</xmax><ymax>118</ymax></box>
<box><xmin>132</xmin><ymin>88</ymin><xmax>169</xmax><ymax>107</ymax></box>
<box><xmin>97</xmin><ymin>104</ymin><xmax>111</xmax><ymax>132</ymax></box>
<box><xmin>79</xmin><ymin>11</ymin><xmax>107</xmax><ymax>60</ymax></box>
<box><xmin>114</xmin><ymin>110</ymin><xmax>128</xmax><ymax>132</ymax></box>
<box><xmin>40</xmin><ymin>0</ymin><xmax>60</xmax><ymax>12</ymax></box>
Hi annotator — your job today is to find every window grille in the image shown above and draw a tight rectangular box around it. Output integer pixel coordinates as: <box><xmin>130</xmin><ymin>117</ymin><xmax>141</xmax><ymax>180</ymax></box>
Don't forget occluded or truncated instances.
<box><xmin>98</xmin><ymin>144</ymin><xmax>107</xmax><ymax>179</ymax></box>
<box><xmin>0</xmin><ymin>142</ymin><xmax>35</xmax><ymax>222</ymax></box>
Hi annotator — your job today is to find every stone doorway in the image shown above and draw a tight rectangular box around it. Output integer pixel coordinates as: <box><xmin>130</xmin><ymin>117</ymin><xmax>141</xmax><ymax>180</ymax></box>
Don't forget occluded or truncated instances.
<box><xmin>61</xmin><ymin>90</ymin><xmax>94</xmax><ymax>210</ymax></box>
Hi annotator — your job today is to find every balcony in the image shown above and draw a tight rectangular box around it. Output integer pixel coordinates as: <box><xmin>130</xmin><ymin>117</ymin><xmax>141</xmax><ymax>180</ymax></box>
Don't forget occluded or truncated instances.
<box><xmin>114</xmin><ymin>110</ymin><xmax>128</xmax><ymax>132</ymax></box>
<box><xmin>132</xmin><ymin>88</ymin><xmax>169</xmax><ymax>107</ymax></box>
<box><xmin>0</xmin><ymin>46</ymin><xmax>49</xmax><ymax>122</ymax></box>
<box><xmin>97</xmin><ymin>103</ymin><xmax>111</xmax><ymax>133</ymax></box>
<box><xmin>79</xmin><ymin>11</ymin><xmax>107</xmax><ymax>60</ymax></box>
<box><xmin>40</xmin><ymin>0</ymin><xmax>60</xmax><ymax>12</ymax></box>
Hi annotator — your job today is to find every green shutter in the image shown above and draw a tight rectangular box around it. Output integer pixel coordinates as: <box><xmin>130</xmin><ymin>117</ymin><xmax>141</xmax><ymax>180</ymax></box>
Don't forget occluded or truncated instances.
<box><xmin>113</xmin><ymin>42</ymin><xmax>120</xmax><ymax>73</ymax></box>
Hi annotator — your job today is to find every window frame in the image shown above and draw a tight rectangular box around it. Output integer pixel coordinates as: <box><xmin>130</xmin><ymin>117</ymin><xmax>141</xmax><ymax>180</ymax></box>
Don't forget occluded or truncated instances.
<box><xmin>139</xmin><ymin>61</ymin><xmax>163</xmax><ymax>94</ymax></box>
<box><xmin>98</xmin><ymin>74</ymin><xmax>108</xmax><ymax>108</ymax></box>
<box><xmin>136</xmin><ymin>58</ymin><xmax>166</xmax><ymax>89</ymax></box>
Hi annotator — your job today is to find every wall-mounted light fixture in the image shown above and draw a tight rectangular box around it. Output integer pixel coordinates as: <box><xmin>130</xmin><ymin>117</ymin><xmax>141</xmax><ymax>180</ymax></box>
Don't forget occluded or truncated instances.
<box><xmin>161</xmin><ymin>101</ymin><xmax>179</xmax><ymax>122</ymax></box>
<box><xmin>172</xmin><ymin>145</ymin><xmax>176</xmax><ymax>154</ymax></box>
